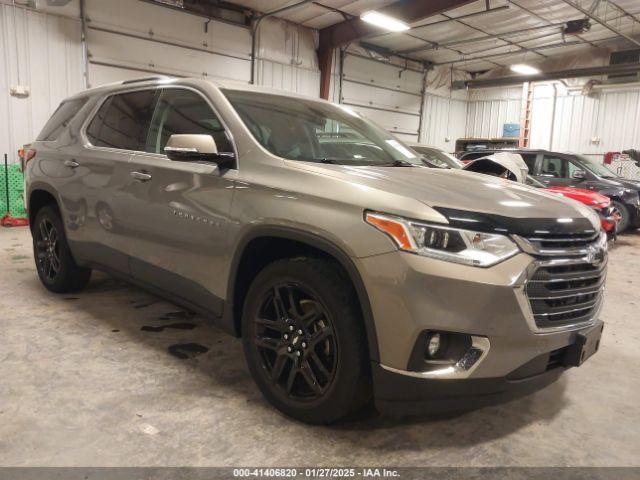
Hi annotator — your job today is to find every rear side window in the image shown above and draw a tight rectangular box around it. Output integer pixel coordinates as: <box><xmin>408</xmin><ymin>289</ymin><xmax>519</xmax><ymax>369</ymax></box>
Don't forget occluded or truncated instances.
<box><xmin>145</xmin><ymin>89</ymin><xmax>233</xmax><ymax>154</ymax></box>
<box><xmin>37</xmin><ymin>98</ymin><xmax>88</xmax><ymax>141</ymax></box>
<box><xmin>86</xmin><ymin>90</ymin><xmax>157</xmax><ymax>150</ymax></box>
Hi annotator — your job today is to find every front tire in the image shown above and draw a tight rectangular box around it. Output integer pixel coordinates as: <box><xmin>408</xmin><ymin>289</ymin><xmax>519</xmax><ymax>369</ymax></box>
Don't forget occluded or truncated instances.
<box><xmin>32</xmin><ymin>206</ymin><xmax>92</xmax><ymax>293</ymax></box>
<box><xmin>611</xmin><ymin>201</ymin><xmax>630</xmax><ymax>233</ymax></box>
<box><xmin>242</xmin><ymin>257</ymin><xmax>371</xmax><ymax>424</ymax></box>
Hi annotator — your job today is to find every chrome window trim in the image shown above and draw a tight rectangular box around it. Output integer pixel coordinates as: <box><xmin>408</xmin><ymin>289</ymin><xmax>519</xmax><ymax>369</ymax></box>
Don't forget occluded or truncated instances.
<box><xmin>79</xmin><ymin>83</ymin><xmax>240</xmax><ymax>170</ymax></box>
<box><xmin>380</xmin><ymin>336</ymin><xmax>490</xmax><ymax>380</ymax></box>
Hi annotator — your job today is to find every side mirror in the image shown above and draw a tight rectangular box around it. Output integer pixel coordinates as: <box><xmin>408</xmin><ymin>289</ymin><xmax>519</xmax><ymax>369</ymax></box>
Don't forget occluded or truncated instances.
<box><xmin>164</xmin><ymin>134</ymin><xmax>235</xmax><ymax>168</ymax></box>
<box><xmin>572</xmin><ymin>170</ymin><xmax>586</xmax><ymax>180</ymax></box>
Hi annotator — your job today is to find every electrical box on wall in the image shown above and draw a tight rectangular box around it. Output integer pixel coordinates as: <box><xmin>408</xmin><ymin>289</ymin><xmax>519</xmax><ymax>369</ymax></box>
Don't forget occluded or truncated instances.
<box><xmin>10</xmin><ymin>85</ymin><xmax>30</xmax><ymax>98</ymax></box>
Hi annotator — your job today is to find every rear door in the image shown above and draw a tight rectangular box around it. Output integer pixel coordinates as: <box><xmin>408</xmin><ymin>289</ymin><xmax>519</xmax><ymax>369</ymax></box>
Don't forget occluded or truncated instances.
<box><xmin>123</xmin><ymin>87</ymin><xmax>237</xmax><ymax>316</ymax></box>
<box><xmin>71</xmin><ymin>88</ymin><xmax>158</xmax><ymax>273</ymax></box>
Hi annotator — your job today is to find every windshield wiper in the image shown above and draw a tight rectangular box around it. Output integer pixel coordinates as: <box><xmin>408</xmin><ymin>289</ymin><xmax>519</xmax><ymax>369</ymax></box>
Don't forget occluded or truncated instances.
<box><xmin>381</xmin><ymin>159</ymin><xmax>415</xmax><ymax>167</ymax></box>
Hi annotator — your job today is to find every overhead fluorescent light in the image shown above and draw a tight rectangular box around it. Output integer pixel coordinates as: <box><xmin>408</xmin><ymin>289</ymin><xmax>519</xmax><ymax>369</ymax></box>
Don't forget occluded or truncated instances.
<box><xmin>360</xmin><ymin>11</ymin><xmax>410</xmax><ymax>32</ymax></box>
<box><xmin>510</xmin><ymin>64</ymin><xmax>541</xmax><ymax>75</ymax></box>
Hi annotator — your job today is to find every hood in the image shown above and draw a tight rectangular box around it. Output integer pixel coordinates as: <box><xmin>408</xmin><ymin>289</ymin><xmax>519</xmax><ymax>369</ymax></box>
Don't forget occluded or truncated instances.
<box><xmin>289</xmin><ymin>162</ymin><xmax>600</xmax><ymax>231</ymax></box>
<box><xmin>614</xmin><ymin>177</ymin><xmax>640</xmax><ymax>191</ymax></box>
<box><xmin>463</xmin><ymin>152</ymin><xmax>529</xmax><ymax>183</ymax></box>
<box><xmin>545</xmin><ymin>186</ymin><xmax>610</xmax><ymax>207</ymax></box>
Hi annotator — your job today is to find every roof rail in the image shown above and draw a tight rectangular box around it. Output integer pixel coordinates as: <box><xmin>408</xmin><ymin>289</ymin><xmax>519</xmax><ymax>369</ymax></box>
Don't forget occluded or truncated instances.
<box><xmin>121</xmin><ymin>75</ymin><xmax>171</xmax><ymax>85</ymax></box>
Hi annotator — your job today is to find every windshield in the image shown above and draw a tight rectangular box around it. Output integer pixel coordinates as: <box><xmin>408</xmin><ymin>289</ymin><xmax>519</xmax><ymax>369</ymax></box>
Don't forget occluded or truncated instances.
<box><xmin>411</xmin><ymin>146</ymin><xmax>463</xmax><ymax>169</ymax></box>
<box><xmin>575</xmin><ymin>155</ymin><xmax>617</xmax><ymax>178</ymax></box>
<box><xmin>222</xmin><ymin>89</ymin><xmax>422</xmax><ymax>166</ymax></box>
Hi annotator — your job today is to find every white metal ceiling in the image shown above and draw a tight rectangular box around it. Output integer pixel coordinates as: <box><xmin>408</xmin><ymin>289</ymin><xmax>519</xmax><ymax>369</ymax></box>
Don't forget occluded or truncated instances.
<box><xmin>224</xmin><ymin>0</ymin><xmax>640</xmax><ymax>72</ymax></box>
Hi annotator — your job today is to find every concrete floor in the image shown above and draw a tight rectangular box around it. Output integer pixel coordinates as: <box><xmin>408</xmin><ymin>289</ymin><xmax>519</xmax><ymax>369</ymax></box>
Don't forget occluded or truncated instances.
<box><xmin>1</xmin><ymin>225</ymin><xmax>639</xmax><ymax>467</ymax></box>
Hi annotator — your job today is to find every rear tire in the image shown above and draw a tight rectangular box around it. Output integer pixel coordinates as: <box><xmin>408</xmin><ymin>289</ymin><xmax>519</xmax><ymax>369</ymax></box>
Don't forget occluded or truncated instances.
<box><xmin>32</xmin><ymin>206</ymin><xmax>92</xmax><ymax>293</ymax></box>
<box><xmin>241</xmin><ymin>257</ymin><xmax>371</xmax><ymax>424</ymax></box>
<box><xmin>611</xmin><ymin>201</ymin><xmax>630</xmax><ymax>233</ymax></box>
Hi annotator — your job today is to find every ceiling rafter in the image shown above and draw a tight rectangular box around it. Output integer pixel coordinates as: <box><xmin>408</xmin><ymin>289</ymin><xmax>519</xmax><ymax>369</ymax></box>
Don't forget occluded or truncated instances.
<box><xmin>438</xmin><ymin>11</ymin><xmax>549</xmax><ymax>59</ymax></box>
<box><xmin>560</xmin><ymin>0</ymin><xmax>640</xmax><ymax>47</ymax></box>
<box><xmin>435</xmin><ymin>33</ymin><xmax>621</xmax><ymax>66</ymax></box>
<box><xmin>505</xmin><ymin>0</ymin><xmax>600</xmax><ymax>48</ymax></box>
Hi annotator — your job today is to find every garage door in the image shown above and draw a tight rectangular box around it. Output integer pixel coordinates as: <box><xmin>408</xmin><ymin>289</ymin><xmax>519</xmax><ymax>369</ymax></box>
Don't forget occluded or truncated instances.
<box><xmin>340</xmin><ymin>53</ymin><xmax>424</xmax><ymax>142</ymax></box>
<box><xmin>85</xmin><ymin>0</ymin><xmax>251</xmax><ymax>86</ymax></box>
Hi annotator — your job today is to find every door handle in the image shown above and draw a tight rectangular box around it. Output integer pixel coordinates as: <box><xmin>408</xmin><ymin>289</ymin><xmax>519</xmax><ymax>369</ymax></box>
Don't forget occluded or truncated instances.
<box><xmin>130</xmin><ymin>171</ymin><xmax>152</xmax><ymax>182</ymax></box>
<box><xmin>64</xmin><ymin>159</ymin><xmax>80</xmax><ymax>168</ymax></box>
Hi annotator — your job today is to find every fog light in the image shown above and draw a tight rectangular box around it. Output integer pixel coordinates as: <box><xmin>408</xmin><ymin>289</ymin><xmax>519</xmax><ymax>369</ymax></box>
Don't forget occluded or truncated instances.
<box><xmin>426</xmin><ymin>333</ymin><xmax>442</xmax><ymax>358</ymax></box>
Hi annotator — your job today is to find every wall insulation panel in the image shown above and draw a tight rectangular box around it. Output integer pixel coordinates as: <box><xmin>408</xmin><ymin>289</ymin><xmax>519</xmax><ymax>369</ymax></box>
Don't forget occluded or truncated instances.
<box><xmin>255</xmin><ymin>17</ymin><xmax>320</xmax><ymax>97</ymax></box>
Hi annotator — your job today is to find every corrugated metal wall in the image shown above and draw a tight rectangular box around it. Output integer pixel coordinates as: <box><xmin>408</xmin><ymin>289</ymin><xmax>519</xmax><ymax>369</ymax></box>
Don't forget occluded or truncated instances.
<box><xmin>531</xmin><ymin>84</ymin><xmax>640</xmax><ymax>157</ymax></box>
<box><xmin>420</xmin><ymin>93</ymin><xmax>467</xmax><ymax>153</ymax></box>
<box><xmin>0</xmin><ymin>2</ymin><xmax>83</xmax><ymax>163</ymax></box>
<box><xmin>466</xmin><ymin>83</ymin><xmax>640</xmax><ymax>160</ymax></box>
<box><xmin>465</xmin><ymin>87</ymin><xmax>522</xmax><ymax>139</ymax></box>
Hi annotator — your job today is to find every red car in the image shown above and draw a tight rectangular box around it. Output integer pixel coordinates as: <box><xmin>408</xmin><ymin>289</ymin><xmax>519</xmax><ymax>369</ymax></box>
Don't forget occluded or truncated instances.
<box><xmin>542</xmin><ymin>186</ymin><xmax>618</xmax><ymax>235</ymax></box>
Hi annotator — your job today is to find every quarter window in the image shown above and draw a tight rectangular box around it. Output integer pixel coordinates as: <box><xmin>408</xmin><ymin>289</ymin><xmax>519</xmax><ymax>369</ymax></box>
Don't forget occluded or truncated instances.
<box><xmin>86</xmin><ymin>90</ymin><xmax>157</xmax><ymax>150</ymax></box>
<box><xmin>38</xmin><ymin>97</ymin><xmax>88</xmax><ymax>141</ymax></box>
<box><xmin>145</xmin><ymin>89</ymin><xmax>233</xmax><ymax>155</ymax></box>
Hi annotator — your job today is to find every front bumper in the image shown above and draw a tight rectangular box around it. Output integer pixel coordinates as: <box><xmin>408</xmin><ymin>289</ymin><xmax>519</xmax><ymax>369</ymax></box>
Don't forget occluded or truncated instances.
<box><xmin>628</xmin><ymin>202</ymin><xmax>640</xmax><ymax>227</ymax></box>
<box><xmin>373</xmin><ymin>360</ymin><xmax>565</xmax><ymax>415</ymax></box>
<box><xmin>373</xmin><ymin>320</ymin><xmax>603</xmax><ymax>414</ymax></box>
<box><xmin>355</xmin><ymin>249</ymin><xmax>603</xmax><ymax>412</ymax></box>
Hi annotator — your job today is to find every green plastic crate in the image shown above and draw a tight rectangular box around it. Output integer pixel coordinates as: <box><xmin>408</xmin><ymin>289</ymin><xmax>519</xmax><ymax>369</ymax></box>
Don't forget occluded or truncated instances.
<box><xmin>0</xmin><ymin>163</ymin><xmax>27</xmax><ymax>219</ymax></box>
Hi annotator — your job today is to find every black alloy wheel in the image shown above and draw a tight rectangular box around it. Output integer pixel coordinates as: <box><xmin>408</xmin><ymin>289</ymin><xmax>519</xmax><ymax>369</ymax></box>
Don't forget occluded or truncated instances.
<box><xmin>611</xmin><ymin>201</ymin><xmax>629</xmax><ymax>232</ymax></box>
<box><xmin>253</xmin><ymin>282</ymin><xmax>338</xmax><ymax>401</ymax></box>
<box><xmin>35</xmin><ymin>217</ymin><xmax>62</xmax><ymax>281</ymax></box>
<box><xmin>242</xmin><ymin>257</ymin><xmax>371</xmax><ymax>424</ymax></box>
<box><xmin>32</xmin><ymin>206</ymin><xmax>92</xmax><ymax>293</ymax></box>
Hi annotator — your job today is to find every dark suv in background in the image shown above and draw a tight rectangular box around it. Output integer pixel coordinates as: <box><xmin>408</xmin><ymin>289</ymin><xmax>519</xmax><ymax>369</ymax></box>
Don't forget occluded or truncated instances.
<box><xmin>459</xmin><ymin>149</ymin><xmax>640</xmax><ymax>232</ymax></box>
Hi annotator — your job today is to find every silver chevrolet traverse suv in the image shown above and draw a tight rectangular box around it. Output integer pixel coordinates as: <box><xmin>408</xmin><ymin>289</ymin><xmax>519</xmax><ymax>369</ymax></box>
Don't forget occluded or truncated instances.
<box><xmin>25</xmin><ymin>77</ymin><xmax>607</xmax><ymax>423</ymax></box>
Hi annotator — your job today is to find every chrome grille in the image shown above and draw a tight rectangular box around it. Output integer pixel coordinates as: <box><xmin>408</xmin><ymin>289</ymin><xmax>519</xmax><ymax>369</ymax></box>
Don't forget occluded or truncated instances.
<box><xmin>515</xmin><ymin>231</ymin><xmax>607</xmax><ymax>330</ymax></box>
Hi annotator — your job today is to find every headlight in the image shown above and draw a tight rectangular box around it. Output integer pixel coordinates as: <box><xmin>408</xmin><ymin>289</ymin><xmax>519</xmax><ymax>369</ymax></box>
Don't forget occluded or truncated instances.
<box><xmin>365</xmin><ymin>212</ymin><xmax>520</xmax><ymax>267</ymax></box>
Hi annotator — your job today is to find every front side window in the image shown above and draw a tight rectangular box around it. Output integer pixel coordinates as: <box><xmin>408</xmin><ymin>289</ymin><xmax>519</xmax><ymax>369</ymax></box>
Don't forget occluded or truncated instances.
<box><xmin>86</xmin><ymin>90</ymin><xmax>157</xmax><ymax>150</ymax></box>
<box><xmin>541</xmin><ymin>156</ymin><xmax>566</xmax><ymax>178</ymax></box>
<box><xmin>38</xmin><ymin>97</ymin><xmax>88</xmax><ymax>141</ymax></box>
<box><xmin>145</xmin><ymin>89</ymin><xmax>233</xmax><ymax>155</ymax></box>
<box><xmin>520</xmin><ymin>154</ymin><xmax>537</xmax><ymax>172</ymax></box>
<box><xmin>221</xmin><ymin>89</ymin><xmax>421</xmax><ymax>166</ymax></box>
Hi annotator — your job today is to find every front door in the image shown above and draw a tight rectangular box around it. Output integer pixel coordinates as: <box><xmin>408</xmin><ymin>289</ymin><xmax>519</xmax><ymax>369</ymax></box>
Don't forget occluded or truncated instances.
<box><xmin>535</xmin><ymin>154</ymin><xmax>573</xmax><ymax>187</ymax></box>
<box><xmin>123</xmin><ymin>87</ymin><xmax>237</xmax><ymax>316</ymax></box>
